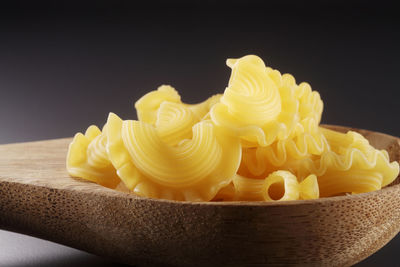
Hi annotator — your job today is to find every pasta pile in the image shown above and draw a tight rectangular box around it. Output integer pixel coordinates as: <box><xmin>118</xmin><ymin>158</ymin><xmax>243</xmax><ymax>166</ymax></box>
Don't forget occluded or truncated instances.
<box><xmin>66</xmin><ymin>55</ymin><xmax>399</xmax><ymax>202</ymax></box>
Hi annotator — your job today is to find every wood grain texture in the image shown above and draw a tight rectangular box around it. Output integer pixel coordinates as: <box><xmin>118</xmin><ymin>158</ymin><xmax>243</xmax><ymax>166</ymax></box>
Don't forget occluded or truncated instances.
<box><xmin>0</xmin><ymin>125</ymin><xmax>400</xmax><ymax>267</ymax></box>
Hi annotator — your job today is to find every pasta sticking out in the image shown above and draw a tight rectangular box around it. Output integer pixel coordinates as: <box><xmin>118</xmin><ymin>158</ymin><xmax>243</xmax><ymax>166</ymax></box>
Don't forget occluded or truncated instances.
<box><xmin>211</xmin><ymin>55</ymin><xmax>324</xmax><ymax>147</ymax></box>
<box><xmin>66</xmin><ymin>54</ymin><xmax>399</xmax><ymax>202</ymax></box>
<box><xmin>66</xmin><ymin>125</ymin><xmax>121</xmax><ymax>189</ymax></box>
<box><xmin>106</xmin><ymin>113</ymin><xmax>242</xmax><ymax>201</ymax></box>
<box><xmin>232</xmin><ymin>170</ymin><xmax>319</xmax><ymax>201</ymax></box>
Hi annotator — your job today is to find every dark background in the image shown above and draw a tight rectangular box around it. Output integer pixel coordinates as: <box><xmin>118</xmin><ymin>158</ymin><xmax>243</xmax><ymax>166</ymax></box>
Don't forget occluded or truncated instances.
<box><xmin>0</xmin><ymin>1</ymin><xmax>399</xmax><ymax>266</ymax></box>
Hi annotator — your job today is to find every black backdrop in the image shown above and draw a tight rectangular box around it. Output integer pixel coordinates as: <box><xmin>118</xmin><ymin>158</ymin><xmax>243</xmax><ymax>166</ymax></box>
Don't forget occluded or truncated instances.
<box><xmin>0</xmin><ymin>1</ymin><xmax>399</xmax><ymax>266</ymax></box>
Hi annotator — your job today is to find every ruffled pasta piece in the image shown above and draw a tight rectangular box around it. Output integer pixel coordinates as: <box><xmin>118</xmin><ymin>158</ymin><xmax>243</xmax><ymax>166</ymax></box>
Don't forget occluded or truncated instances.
<box><xmin>237</xmin><ymin>124</ymin><xmax>329</xmax><ymax>180</ymax></box>
<box><xmin>222</xmin><ymin>56</ymin><xmax>282</xmax><ymax>126</ymax></box>
<box><xmin>106</xmin><ymin>112</ymin><xmax>242</xmax><ymax>201</ymax></box>
<box><xmin>137</xmin><ymin>87</ymin><xmax>222</xmax><ymax>146</ymax></box>
<box><xmin>276</xmin><ymin>73</ymin><xmax>323</xmax><ymax>135</ymax></box>
<box><xmin>295</xmin><ymin>81</ymin><xmax>323</xmax><ymax>125</ymax></box>
<box><xmin>135</xmin><ymin>84</ymin><xmax>222</xmax><ymax>124</ymax></box>
<box><xmin>243</xmin><ymin>132</ymin><xmax>329</xmax><ymax>172</ymax></box>
<box><xmin>320</xmin><ymin>127</ymin><xmax>374</xmax><ymax>156</ymax></box>
<box><xmin>155</xmin><ymin>101</ymin><xmax>199</xmax><ymax>146</ymax></box>
<box><xmin>211</xmin><ymin>55</ymin><xmax>323</xmax><ymax>147</ymax></box>
<box><xmin>135</xmin><ymin>85</ymin><xmax>181</xmax><ymax>124</ymax></box>
<box><xmin>66</xmin><ymin>125</ymin><xmax>121</xmax><ymax>189</ymax></box>
<box><xmin>233</xmin><ymin>170</ymin><xmax>317</xmax><ymax>201</ymax></box>
<box><xmin>296</xmin><ymin>149</ymin><xmax>398</xmax><ymax>196</ymax></box>
<box><xmin>185</xmin><ymin>94</ymin><xmax>222</xmax><ymax>120</ymax></box>
<box><xmin>211</xmin><ymin>55</ymin><xmax>283</xmax><ymax>147</ymax></box>
<box><xmin>292</xmin><ymin>128</ymin><xmax>399</xmax><ymax>196</ymax></box>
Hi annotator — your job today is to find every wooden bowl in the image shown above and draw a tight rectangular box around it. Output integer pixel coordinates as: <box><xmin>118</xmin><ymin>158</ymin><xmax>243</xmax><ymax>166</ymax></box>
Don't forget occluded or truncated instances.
<box><xmin>0</xmin><ymin>125</ymin><xmax>399</xmax><ymax>267</ymax></box>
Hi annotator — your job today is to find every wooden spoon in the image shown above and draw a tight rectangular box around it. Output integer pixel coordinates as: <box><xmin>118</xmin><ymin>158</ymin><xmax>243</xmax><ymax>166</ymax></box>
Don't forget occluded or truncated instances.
<box><xmin>0</xmin><ymin>125</ymin><xmax>399</xmax><ymax>267</ymax></box>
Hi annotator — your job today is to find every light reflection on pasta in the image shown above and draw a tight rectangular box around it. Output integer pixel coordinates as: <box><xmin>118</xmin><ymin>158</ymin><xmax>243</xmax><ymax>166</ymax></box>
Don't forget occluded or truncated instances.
<box><xmin>106</xmin><ymin>113</ymin><xmax>241</xmax><ymax>201</ymax></box>
<box><xmin>66</xmin><ymin>54</ymin><xmax>399</xmax><ymax>202</ymax></box>
<box><xmin>210</xmin><ymin>55</ymin><xmax>324</xmax><ymax>148</ymax></box>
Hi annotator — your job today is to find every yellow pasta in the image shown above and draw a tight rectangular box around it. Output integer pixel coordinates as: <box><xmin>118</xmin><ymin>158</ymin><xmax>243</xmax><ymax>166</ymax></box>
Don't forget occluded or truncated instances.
<box><xmin>106</xmin><ymin>112</ymin><xmax>241</xmax><ymax>201</ymax></box>
<box><xmin>211</xmin><ymin>56</ymin><xmax>292</xmax><ymax>147</ymax></box>
<box><xmin>233</xmin><ymin>174</ymin><xmax>265</xmax><ymax>201</ymax></box>
<box><xmin>135</xmin><ymin>84</ymin><xmax>221</xmax><ymax>124</ymax></box>
<box><xmin>66</xmin><ymin>54</ymin><xmax>399</xmax><ymax>202</ymax></box>
<box><xmin>290</xmin><ymin>128</ymin><xmax>399</xmax><ymax>196</ymax></box>
<box><xmin>263</xmin><ymin>171</ymin><xmax>300</xmax><ymax>201</ymax></box>
<box><xmin>185</xmin><ymin>93</ymin><xmax>222</xmax><ymax>121</ymax></box>
<box><xmin>299</xmin><ymin>174</ymin><xmax>319</xmax><ymax>200</ymax></box>
<box><xmin>318</xmin><ymin>170</ymin><xmax>383</xmax><ymax>197</ymax></box>
<box><xmin>155</xmin><ymin>101</ymin><xmax>198</xmax><ymax>146</ymax></box>
<box><xmin>212</xmin><ymin>182</ymin><xmax>236</xmax><ymax>201</ymax></box>
<box><xmin>295</xmin><ymin>81</ymin><xmax>323</xmax><ymax>125</ymax></box>
<box><xmin>135</xmin><ymin>85</ymin><xmax>181</xmax><ymax>124</ymax></box>
<box><xmin>320</xmin><ymin>127</ymin><xmax>373</xmax><ymax>156</ymax></box>
<box><xmin>238</xmin><ymin>129</ymin><xmax>329</xmax><ymax>178</ymax></box>
<box><xmin>236</xmin><ymin>119</ymin><xmax>329</xmax><ymax>183</ymax></box>
<box><xmin>210</xmin><ymin>55</ymin><xmax>324</xmax><ymax>148</ymax></box>
<box><xmin>66</xmin><ymin>125</ymin><xmax>121</xmax><ymax>189</ymax></box>
<box><xmin>232</xmin><ymin>170</ymin><xmax>318</xmax><ymax>201</ymax></box>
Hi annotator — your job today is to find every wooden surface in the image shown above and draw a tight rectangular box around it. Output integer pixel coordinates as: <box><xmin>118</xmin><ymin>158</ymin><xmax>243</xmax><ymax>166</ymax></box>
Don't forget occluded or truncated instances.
<box><xmin>0</xmin><ymin>126</ymin><xmax>400</xmax><ymax>267</ymax></box>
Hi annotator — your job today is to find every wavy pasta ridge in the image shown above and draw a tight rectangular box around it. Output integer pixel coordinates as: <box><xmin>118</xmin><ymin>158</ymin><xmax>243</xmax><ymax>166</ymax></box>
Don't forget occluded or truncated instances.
<box><xmin>211</xmin><ymin>55</ymin><xmax>323</xmax><ymax>147</ymax></box>
<box><xmin>155</xmin><ymin>101</ymin><xmax>199</xmax><ymax>146</ymax></box>
<box><xmin>135</xmin><ymin>85</ymin><xmax>181</xmax><ymax>124</ymax></box>
<box><xmin>66</xmin><ymin>125</ymin><xmax>121</xmax><ymax>188</ymax></box>
<box><xmin>296</xmin><ymin>147</ymin><xmax>399</xmax><ymax>187</ymax></box>
<box><xmin>239</xmin><ymin>128</ymin><xmax>329</xmax><ymax>179</ymax></box>
<box><xmin>106</xmin><ymin>113</ymin><xmax>242</xmax><ymax>201</ymax></box>
<box><xmin>123</xmin><ymin>120</ymin><xmax>222</xmax><ymax>184</ymax></box>
<box><xmin>296</xmin><ymin>82</ymin><xmax>324</xmax><ymax>124</ymax></box>
<box><xmin>186</xmin><ymin>94</ymin><xmax>222</xmax><ymax>120</ymax></box>
<box><xmin>320</xmin><ymin>127</ymin><xmax>374</xmax><ymax>156</ymax></box>
<box><xmin>87</xmin><ymin>132</ymin><xmax>111</xmax><ymax>167</ymax></box>
<box><xmin>135</xmin><ymin>85</ymin><xmax>222</xmax><ymax>127</ymax></box>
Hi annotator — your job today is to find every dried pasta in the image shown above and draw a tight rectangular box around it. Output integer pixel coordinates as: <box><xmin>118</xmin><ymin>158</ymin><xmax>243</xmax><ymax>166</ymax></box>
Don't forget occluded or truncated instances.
<box><xmin>66</xmin><ymin>54</ymin><xmax>399</xmax><ymax>202</ymax></box>
<box><xmin>210</xmin><ymin>55</ymin><xmax>324</xmax><ymax>148</ymax></box>
<box><xmin>66</xmin><ymin>125</ymin><xmax>121</xmax><ymax>189</ymax></box>
<box><xmin>232</xmin><ymin>170</ymin><xmax>319</xmax><ymax>201</ymax></box>
<box><xmin>292</xmin><ymin>128</ymin><xmax>399</xmax><ymax>196</ymax></box>
<box><xmin>135</xmin><ymin>85</ymin><xmax>221</xmax><ymax>124</ymax></box>
<box><xmin>106</xmin><ymin>113</ymin><xmax>241</xmax><ymax>201</ymax></box>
